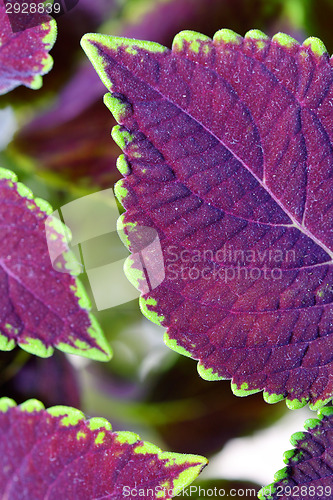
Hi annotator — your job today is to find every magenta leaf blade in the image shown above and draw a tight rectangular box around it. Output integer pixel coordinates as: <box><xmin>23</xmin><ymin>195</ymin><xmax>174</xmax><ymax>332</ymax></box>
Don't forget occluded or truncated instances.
<box><xmin>0</xmin><ymin>1</ymin><xmax>56</xmax><ymax>95</ymax></box>
<box><xmin>259</xmin><ymin>407</ymin><xmax>333</xmax><ymax>500</ymax></box>
<box><xmin>0</xmin><ymin>398</ymin><xmax>207</xmax><ymax>499</ymax></box>
<box><xmin>0</xmin><ymin>167</ymin><xmax>111</xmax><ymax>361</ymax></box>
<box><xmin>81</xmin><ymin>29</ymin><xmax>333</xmax><ymax>409</ymax></box>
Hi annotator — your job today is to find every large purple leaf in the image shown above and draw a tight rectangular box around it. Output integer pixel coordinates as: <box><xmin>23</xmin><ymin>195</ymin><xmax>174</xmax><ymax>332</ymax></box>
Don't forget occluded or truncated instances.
<box><xmin>0</xmin><ymin>167</ymin><xmax>111</xmax><ymax>360</ymax></box>
<box><xmin>0</xmin><ymin>397</ymin><xmax>207</xmax><ymax>499</ymax></box>
<box><xmin>82</xmin><ymin>29</ymin><xmax>333</xmax><ymax>409</ymax></box>
<box><xmin>258</xmin><ymin>406</ymin><xmax>333</xmax><ymax>500</ymax></box>
<box><xmin>0</xmin><ymin>1</ymin><xmax>57</xmax><ymax>95</ymax></box>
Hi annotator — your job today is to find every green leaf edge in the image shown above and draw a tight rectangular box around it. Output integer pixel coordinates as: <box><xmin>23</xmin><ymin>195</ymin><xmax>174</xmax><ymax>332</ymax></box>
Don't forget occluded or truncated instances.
<box><xmin>80</xmin><ymin>28</ymin><xmax>328</xmax><ymax>67</ymax></box>
<box><xmin>0</xmin><ymin>167</ymin><xmax>111</xmax><ymax>362</ymax></box>
<box><xmin>0</xmin><ymin>398</ymin><xmax>208</xmax><ymax>495</ymax></box>
<box><xmin>80</xmin><ymin>28</ymin><xmax>331</xmax><ymax>405</ymax></box>
<box><xmin>34</xmin><ymin>18</ymin><xmax>58</xmax><ymax>86</ymax></box>
<box><xmin>258</xmin><ymin>407</ymin><xmax>333</xmax><ymax>500</ymax></box>
<box><xmin>2</xmin><ymin>17</ymin><xmax>57</xmax><ymax>94</ymax></box>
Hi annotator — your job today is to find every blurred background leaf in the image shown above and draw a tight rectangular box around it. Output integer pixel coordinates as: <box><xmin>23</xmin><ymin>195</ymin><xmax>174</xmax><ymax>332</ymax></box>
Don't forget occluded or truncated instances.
<box><xmin>78</xmin><ymin>353</ymin><xmax>286</xmax><ymax>458</ymax></box>
<box><xmin>176</xmin><ymin>478</ymin><xmax>261</xmax><ymax>499</ymax></box>
<box><xmin>303</xmin><ymin>0</ymin><xmax>333</xmax><ymax>53</ymax></box>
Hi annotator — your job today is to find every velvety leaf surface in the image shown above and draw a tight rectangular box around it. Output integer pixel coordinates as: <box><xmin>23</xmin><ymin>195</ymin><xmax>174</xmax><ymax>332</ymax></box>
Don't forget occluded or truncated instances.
<box><xmin>258</xmin><ymin>406</ymin><xmax>333</xmax><ymax>500</ymax></box>
<box><xmin>0</xmin><ymin>1</ymin><xmax>57</xmax><ymax>94</ymax></box>
<box><xmin>0</xmin><ymin>398</ymin><xmax>207</xmax><ymax>500</ymax></box>
<box><xmin>13</xmin><ymin>0</ymin><xmax>282</xmax><ymax>188</ymax></box>
<box><xmin>0</xmin><ymin>167</ymin><xmax>111</xmax><ymax>360</ymax></box>
<box><xmin>82</xmin><ymin>29</ymin><xmax>333</xmax><ymax>409</ymax></box>
<box><xmin>0</xmin><ymin>350</ymin><xmax>81</xmax><ymax>408</ymax></box>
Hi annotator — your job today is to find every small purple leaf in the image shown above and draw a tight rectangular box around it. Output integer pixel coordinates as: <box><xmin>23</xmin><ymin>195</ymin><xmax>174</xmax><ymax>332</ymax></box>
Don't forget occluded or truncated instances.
<box><xmin>0</xmin><ymin>1</ymin><xmax>56</xmax><ymax>94</ymax></box>
<box><xmin>258</xmin><ymin>407</ymin><xmax>333</xmax><ymax>500</ymax></box>
<box><xmin>0</xmin><ymin>398</ymin><xmax>207</xmax><ymax>499</ymax></box>
<box><xmin>0</xmin><ymin>167</ymin><xmax>111</xmax><ymax>361</ymax></box>
<box><xmin>81</xmin><ymin>29</ymin><xmax>333</xmax><ymax>409</ymax></box>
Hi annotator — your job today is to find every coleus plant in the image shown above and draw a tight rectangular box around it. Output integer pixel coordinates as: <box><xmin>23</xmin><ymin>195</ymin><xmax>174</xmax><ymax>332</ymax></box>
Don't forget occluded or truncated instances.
<box><xmin>0</xmin><ymin>166</ymin><xmax>111</xmax><ymax>360</ymax></box>
<box><xmin>1</xmin><ymin>0</ymin><xmax>333</xmax><ymax>496</ymax></box>
<box><xmin>80</xmin><ymin>27</ymin><xmax>333</xmax><ymax>497</ymax></box>
<box><xmin>258</xmin><ymin>407</ymin><xmax>333</xmax><ymax>500</ymax></box>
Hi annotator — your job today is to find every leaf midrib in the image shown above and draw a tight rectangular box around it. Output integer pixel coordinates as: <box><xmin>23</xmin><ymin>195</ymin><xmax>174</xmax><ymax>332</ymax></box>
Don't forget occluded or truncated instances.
<box><xmin>105</xmin><ymin>43</ymin><xmax>333</xmax><ymax>261</ymax></box>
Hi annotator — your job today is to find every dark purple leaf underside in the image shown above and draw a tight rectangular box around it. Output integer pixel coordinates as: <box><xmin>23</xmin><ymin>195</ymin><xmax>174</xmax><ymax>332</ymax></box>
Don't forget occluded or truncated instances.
<box><xmin>0</xmin><ymin>398</ymin><xmax>207</xmax><ymax>500</ymax></box>
<box><xmin>259</xmin><ymin>407</ymin><xmax>333</xmax><ymax>500</ymax></box>
<box><xmin>82</xmin><ymin>29</ymin><xmax>333</xmax><ymax>409</ymax></box>
<box><xmin>0</xmin><ymin>167</ymin><xmax>111</xmax><ymax>360</ymax></box>
<box><xmin>0</xmin><ymin>0</ymin><xmax>56</xmax><ymax>94</ymax></box>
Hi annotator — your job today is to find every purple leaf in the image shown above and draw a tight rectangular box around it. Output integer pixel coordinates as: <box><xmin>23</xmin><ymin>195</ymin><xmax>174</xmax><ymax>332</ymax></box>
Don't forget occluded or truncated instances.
<box><xmin>0</xmin><ymin>398</ymin><xmax>207</xmax><ymax>499</ymax></box>
<box><xmin>0</xmin><ymin>167</ymin><xmax>111</xmax><ymax>360</ymax></box>
<box><xmin>258</xmin><ymin>407</ymin><xmax>333</xmax><ymax>500</ymax></box>
<box><xmin>0</xmin><ymin>1</ymin><xmax>56</xmax><ymax>95</ymax></box>
<box><xmin>81</xmin><ymin>29</ymin><xmax>333</xmax><ymax>409</ymax></box>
